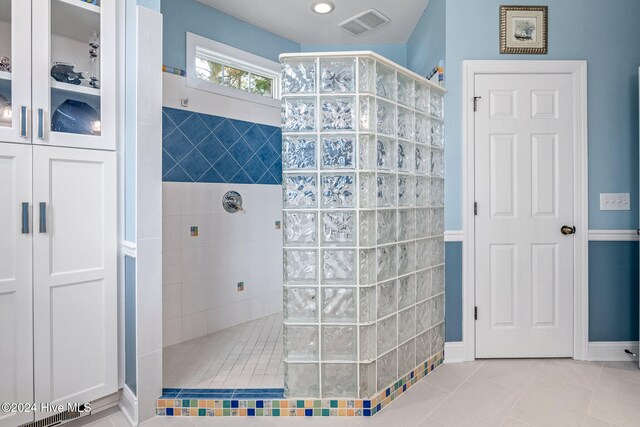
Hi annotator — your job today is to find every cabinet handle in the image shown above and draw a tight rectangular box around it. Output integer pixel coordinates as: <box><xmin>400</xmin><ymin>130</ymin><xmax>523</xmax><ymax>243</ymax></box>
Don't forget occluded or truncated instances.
<box><xmin>37</xmin><ymin>108</ymin><xmax>44</xmax><ymax>140</ymax></box>
<box><xmin>21</xmin><ymin>203</ymin><xmax>29</xmax><ymax>234</ymax></box>
<box><xmin>20</xmin><ymin>106</ymin><xmax>27</xmax><ymax>138</ymax></box>
<box><xmin>39</xmin><ymin>202</ymin><xmax>46</xmax><ymax>233</ymax></box>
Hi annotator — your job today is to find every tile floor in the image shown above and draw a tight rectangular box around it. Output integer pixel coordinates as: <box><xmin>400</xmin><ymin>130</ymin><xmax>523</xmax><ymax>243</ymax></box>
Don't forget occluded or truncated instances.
<box><xmin>163</xmin><ymin>312</ymin><xmax>284</xmax><ymax>389</ymax></box>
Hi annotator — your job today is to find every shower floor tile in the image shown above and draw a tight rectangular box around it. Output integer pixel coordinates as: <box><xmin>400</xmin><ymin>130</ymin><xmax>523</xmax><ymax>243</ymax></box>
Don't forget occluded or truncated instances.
<box><xmin>163</xmin><ymin>312</ymin><xmax>284</xmax><ymax>389</ymax></box>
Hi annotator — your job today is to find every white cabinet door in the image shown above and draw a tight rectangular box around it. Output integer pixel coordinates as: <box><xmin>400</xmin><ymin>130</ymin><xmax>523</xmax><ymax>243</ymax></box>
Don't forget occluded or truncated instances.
<box><xmin>33</xmin><ymin>146</ymin><xmax>116</xmax><ymax>419</ymax></box>
<box><xmin>0</xmin><ymin>0</ymin><xmax>32</xmax><ymax>144</ymax></box>
<box><xmin>0</xmin><ymin>143</ymin><xmax>33</xmax><ymax>427</ymax></box>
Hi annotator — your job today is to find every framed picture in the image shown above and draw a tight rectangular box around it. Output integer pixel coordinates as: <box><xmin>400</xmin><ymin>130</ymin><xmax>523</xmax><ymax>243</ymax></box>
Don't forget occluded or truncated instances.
<box><xmin>500</xmin><ymin>5</ymin><xmax>548</xmax><ymax>54</ymax></box>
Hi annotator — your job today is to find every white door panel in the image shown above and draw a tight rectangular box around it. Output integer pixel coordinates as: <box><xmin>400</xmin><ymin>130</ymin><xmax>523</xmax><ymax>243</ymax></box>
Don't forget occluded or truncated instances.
<box><xmin>33</xmin><ymin>146</ymin><xmax>116</xmax><ymax>419</ymax></box>
<box><xmin>0</xmin><ymin>143</ymin><xmax>33</xmax><ymax>427</ymax></box>
<box><xmin>475</xmin><ymin>73</ymin><xmax>575</xmax><ymax>358</ymax></box>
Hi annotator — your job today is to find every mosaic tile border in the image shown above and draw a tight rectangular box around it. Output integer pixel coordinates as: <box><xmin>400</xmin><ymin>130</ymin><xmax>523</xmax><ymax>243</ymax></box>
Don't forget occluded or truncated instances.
<box><xmin>156</xmin><ymin>351</ymin><xmax>443</xmax><ymax>417</ymax></box>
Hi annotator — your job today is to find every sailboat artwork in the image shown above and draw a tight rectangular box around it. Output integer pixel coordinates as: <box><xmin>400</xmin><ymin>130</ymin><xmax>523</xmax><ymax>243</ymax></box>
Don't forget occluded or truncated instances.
<box><xmin>513</xmin><ymin>18</ymin><xmax>536</xmax><ymax>41</ymax></box>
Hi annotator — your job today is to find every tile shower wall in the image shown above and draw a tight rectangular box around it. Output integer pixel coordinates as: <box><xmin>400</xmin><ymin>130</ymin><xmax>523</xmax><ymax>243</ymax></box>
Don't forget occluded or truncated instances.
<box><xmin>280</xmin><ymin>53</ymin><xmax>446</xmax><ymax>399</ymax></box>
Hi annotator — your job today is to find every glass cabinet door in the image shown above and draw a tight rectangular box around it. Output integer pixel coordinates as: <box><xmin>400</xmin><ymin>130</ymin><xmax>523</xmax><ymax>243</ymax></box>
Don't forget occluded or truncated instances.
<box><xmin>32</xmin><ymin>0</ymin><xmax>115</xmax><ymax>150</ymax></box>
<box><xmin>0</xmin><ymin>0</ymin><xmax>31</xmax><ymax>144</ymax></box>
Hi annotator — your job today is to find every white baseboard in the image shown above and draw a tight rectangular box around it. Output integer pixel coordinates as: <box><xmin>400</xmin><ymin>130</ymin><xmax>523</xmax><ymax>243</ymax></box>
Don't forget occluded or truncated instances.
<box><xmin>444</xmin><ymin>342</ymin><xmax>465</xmax><ymax>363</ymax></box>
<box><xmin>118</xmin><ymin>386</ymin><xmax>138</xmax><ymax>427</ymax></box>
<box><xmin>588</xmin><ymin>341</ymin><xmax>639</xmax><ymax>362</ymax></box>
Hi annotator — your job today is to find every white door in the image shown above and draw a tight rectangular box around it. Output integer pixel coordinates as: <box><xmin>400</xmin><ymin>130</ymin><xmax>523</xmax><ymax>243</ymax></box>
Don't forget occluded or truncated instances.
<box><xmin>475</xmin><ymin>73</ymin><xmax>575</xmax><ymax>358</ymax></box>
<box><xmin>0</xmin><ymin>143</ymin><xmax>33</xmax><ymax>427</ymax></box>
<box><xmin>33</xmin><ymin>146</ymin><xmax>117</xmax><ymax>419</ymax></box>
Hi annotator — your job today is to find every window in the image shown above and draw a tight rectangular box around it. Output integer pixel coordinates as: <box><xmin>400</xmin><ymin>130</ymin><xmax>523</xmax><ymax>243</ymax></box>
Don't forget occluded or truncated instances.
<box><xmin>186</xmin><ymin>33</ymin><xmax>281</xmax><ymax>107</ymax></box>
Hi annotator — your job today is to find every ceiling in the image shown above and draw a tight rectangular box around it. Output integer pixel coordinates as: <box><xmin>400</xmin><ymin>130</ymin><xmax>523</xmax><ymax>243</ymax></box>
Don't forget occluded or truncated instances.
<box><xmin>196</xmin><ymin>0</ymin><xmax>430</xmax><ymax>45</ymax></box>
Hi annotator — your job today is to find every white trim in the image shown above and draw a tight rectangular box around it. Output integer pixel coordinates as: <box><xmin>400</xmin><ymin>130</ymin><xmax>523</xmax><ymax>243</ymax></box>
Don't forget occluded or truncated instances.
<box><xmin>444</xmin><ymin>230</ymin><xmax>463</xmax><ymax>242</ymax></box>
<box><xmin>118</xmin><ymin>385</ymin><xmax>138</xmax><ymax>427</ymax></box>
<box><xmin>444</xmin><ymin>342</ymin><xmax>465</xmax><ymax>363</ymax></box>
<box><xmin>588</xmin><ymin>230</ymin><xmax>639</xmax><ymax>241</ymax></box>
<box><xmin>462</xmin><ymin>60</ymin><xmax>589</xmax><ymax>362</ymax></box>
<box><xmin>186</xmin><ymin>32</ymin><xmax>281</xmax><ymax>109</ymax></box>
<box><xmin>588</xmin><ymin>341</ymin><xmax>639</xmax><ymax>362</ymax></box>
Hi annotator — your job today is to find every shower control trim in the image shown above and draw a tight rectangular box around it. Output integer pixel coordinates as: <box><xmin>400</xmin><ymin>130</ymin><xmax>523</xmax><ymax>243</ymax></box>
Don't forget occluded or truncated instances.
<box><xmin>222</xmin><ymin>191</ymin><xmax>243</xmax><ymax>213</ymax></box>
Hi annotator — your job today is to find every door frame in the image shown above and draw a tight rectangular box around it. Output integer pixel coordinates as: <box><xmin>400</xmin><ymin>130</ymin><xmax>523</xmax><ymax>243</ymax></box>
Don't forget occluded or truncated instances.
<box><xmin>461</xmin><ymin>60</ymin><xmax>589</xmax><ymax>361</ymax></box>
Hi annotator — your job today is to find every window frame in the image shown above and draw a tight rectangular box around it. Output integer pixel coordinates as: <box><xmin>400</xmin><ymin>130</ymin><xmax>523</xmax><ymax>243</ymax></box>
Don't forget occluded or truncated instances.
<box><xmin>186</xmin><ymin>32</ymin><xmax>281</xmax><ymax>108</ymax></box>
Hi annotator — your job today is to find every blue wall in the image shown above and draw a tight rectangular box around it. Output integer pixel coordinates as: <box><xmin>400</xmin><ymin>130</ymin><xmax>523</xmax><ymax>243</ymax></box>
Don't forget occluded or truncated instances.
<box><xmin>407</xmin><ymin>0</ymin><xmax>445</xmax><ymax>78</ymax></box>
<box><xmin>161</xmin><ymin>0</ymin><xmax>300</xmax><ymax>69</ymax></box>
<box><xmin>445</xmin><ymin>243</ymin><xmax>463</xmax><ymax>342</ymax></box>
<box><xmin>300</xmin><ymin>44</ymin><xmax>408</xmax><ymax>68</ymax></box>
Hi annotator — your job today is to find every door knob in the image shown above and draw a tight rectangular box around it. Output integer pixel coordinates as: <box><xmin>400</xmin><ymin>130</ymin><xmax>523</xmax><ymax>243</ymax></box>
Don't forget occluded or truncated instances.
<box><xmin>560</xmin><ymin>225</ymin><xmax>576</xmax><ymax>235</ymax></box>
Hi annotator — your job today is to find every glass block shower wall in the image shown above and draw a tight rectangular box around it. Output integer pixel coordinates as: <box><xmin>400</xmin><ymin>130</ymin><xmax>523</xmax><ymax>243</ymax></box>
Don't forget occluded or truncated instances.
<box><xmin>280</xmin><ymin>52</ymin><xmax>445</xmax><ymax>399</ymax></box>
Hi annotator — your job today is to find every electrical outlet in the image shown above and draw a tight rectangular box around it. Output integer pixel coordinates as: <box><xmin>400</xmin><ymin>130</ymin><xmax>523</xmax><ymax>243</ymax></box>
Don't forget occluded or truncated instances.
<box><xmin>599</xmin><ymin>193</ymin><xmax>630</xmax><ymax>211</ymax></box>
<box><xmin>275</xmin><ymin>220</ymin><xmax>281</xmax><ymax>230</ymax></box>
<box><xmin>190</xmin><ymin>226</ymin><xmax>199</xmax><ymax>236</ymax></box>
<box><xmin>237</xmin><ymin>282</ymin><xmax>245</xmax><ymax>292</ymax></box>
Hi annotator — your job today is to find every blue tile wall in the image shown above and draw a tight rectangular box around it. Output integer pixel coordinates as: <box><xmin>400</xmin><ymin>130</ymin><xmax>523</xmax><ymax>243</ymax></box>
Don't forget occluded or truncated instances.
<box><xmin>162</xmin><ymin>107</ymin><xmax>282</xmax><ymax>185</ymax></box>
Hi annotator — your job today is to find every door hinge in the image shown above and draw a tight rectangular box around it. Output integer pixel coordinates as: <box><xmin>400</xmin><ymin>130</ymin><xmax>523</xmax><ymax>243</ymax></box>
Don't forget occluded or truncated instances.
<box><xmin>473</xmin><ymin>96</ymin><xmax>482</xmax><ymax>112</ymax></box>
<box><xmin>474</xmin><ymin>202</ymin><xmax>478</xmax><ymax>216</ymax></box>
<box><xmin>474</xmin><ymin>306</ymin><xmax>478</xmax><ymax>320</ymax></box>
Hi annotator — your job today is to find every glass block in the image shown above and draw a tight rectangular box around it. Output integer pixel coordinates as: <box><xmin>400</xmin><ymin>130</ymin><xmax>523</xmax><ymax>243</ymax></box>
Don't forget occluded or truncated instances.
<box><xmin>377</xmin><ymin>209</ymin><xmax>397</xmax><ymax>245</ymax></box>
<box><xmin>398</xmin><ymin>242</ymin><xmax>416</xmax><ymax>276</ymax></box>
<box><xmin>377</xmin><ymin>136</ymin><xmax>395</xmax><ymax>171</ymax></box>
<box><xmin>431</xmin><ymin>90</ymin><xmax>444</xmax><ymax>119</ymax></box>
<box><xmin>359</xmin><ymin>249</ymin><xmax>376</xmax><ymax>286</ymax></box>
<box><xmin>376</xmin><ymin>62</ymin><xmax>396</xmax><ymax>100</ymax></box>
<box><xmin>321</xmin><ymin>174</ymin><xmax>355</xmax><ymax>208</ymax></box>
<box><xmin>322</xmin><ymin>287</ymin><xmax>356</xmax><ymax>323</ymax></box>
<box><xmin>284</xmin><ymin>249</ymin><xmax>317</xmax><ymax>284</ymax></box>
<box><xmin>416</xmin><ymin>299</ymin><xmax>432</xmax><ymax>334</ymax></box>
<box><xmin>398</xmin><ymin>209</ymin><xmax>416</xmax><ymax>242</ymax></box>
<box><xmin>397</xmin><ymin>73</ymin><xmax>414</xmax><ymax>107</ymax></box>
<box><xmin>358</xmin><ymin>57</ymin><xmax>375</xmax><ymax>94</ymax></box>
<box><xmin>284</xmin><ymin>287</ymin><xmax>318</xmax><ymax>322</ymax></box>
<box><xmin>284</xmin><ymin>362</ymin><xmax>319</xmax><ymax>398</ymax></box>
<box><xmin>322</xmin><ymin>136</ymin><xmax>355</xmax><ymax>169</ymax></box>
<box><xmin>415</xmin><ymin>113</ymin><xmax>429</xmax><ymax>144</ymax></box>
<box><xmin>321</xmin><ymin>97</ymin><xmax>355</xmax><ymax>131</ymax></box>
<box><xmin>415</xmin><ymin>145</ymin><xmax>429</xmax><ymax>175</ymax></box>
<box><xmin>416</xmin><ymin>269</ymin><xmax>433</xmax><ymax>302</ymax></box>
<box><xmin>377</xmin><ymin>245</ymin><xmax>397</xmax><ymax>282</ymax></box>
<box><xmin>320</xmin><ymin>57</ymin><xmax>355</xmax><ymax>93</ymax></box>
<box><xmin>360</xmin><ymin>286</ymin><xmax>376</xmax><ymax>323</ymax></box>
<box><xmin>322</xmin><ymin>250</ymin><xmax>356</xmax><ymax>284</ymax></box>
<box><xmin>359</xmin><ymin>173</ymin><xmax>376</xmax><ymax>209</ymax></box>
<box><xmin>399</xmin><ymin>339</ymin><xmax>416</xmax><ymax>376</ymax></box>
<box><xmin>359</xmin><ymin>134</ymin><xmax>376</xmax><ymax>170</ymax></box>
<box><xmin>416</xmin><ymin>239</ymin><xmax>430</xmax><ymax>270</ymax></box>
<box><xmin>432</xmin><ymin>323</ymin><xmax>445</xmax><ymax>354</ymax></box>
<box><xmin>431</xmin><ymin>294</ymin><xmax>445</xmax><ymax>327</ymax></box>
<box><xmin>376</xmin><ymin>99</ymin><xmax>396</xmax><ymax>136</ymax></box>
<box><xmin>283</xmin><ymin>135</ymin><xmax>317</xmax><ymax>170</ymax></box>
<box><xmin>397</xmin><ymin>141</ymin><xmax>413</xmax><ymax>172</ymax></box>
<box><xmin>377</xmin><ymin>280</ymin><xmax>397</xmax><ymax>319</ymax></box>
<box><xmin>284</xmin><ymin>325</ymin><xmax>319</xmax><ymax>361</ymax></box>
<box><xmin>416</xmin><ymin>177</ymin><xmax>429</xmax><ymax>207</ymax></box>
<box><xmin>398</xmin><ymin>274</ymin><xmax>416</xmax><ymax>310</ymax></box>
<box><xmin>431</xmin><ymin>118</ymin><xmax>444</xmax><ymax>147</ymax></box>
<box><xmin>282</xmin><ymin>59</ymin><xmax>316</xmax><ymax>94</ymax></box>
<box><xmin>360</xmin><ymin>324</ymin><xmax>376</xmax><ymax>360</ymax></box>
<box><xmin>431</xmin><ymin>148</ymin><xmax>444</xmax><ymax>178</ymax></box>
<box><xmin>398</xmin><ymin>175</ymin><xmax>415</xmax><ymax>207</ymax></box>
<box><xmin>377</xmin><ymin>314</ymin><xmax>397</xmax><ymax>355</ymax></box>
<box><xmin>432</xmin><ymin>265</ymin><xmax>445</xmax><ymax>296</ymax></box>
<box><xmin>284</xmin><ymin>212</ymin><xmax>317</xmax><ymax>246</ymax></box>
<box><xmin>359</xmin><ymin>210</ymin><xmax>376</xmax><ymax>247</ymax></box>
<box><xmin>322</xmin><ymin>364</ymin><xmax>357</xmax><ymax>398</ymax></box>
<box><xmin>433</xmin><ymin>236</ymin><xmax>445</xmax><ymax>265</ymax></box>
<box><xmin>359</xmin><ymin>96</ymin><xmax>375</xmax><ymax>132</ymax></box>
<box><xmin>398</xmin><ymin>107</ymin><xmax>414</xmax><ymax>141</ymax></box>
<box><xmin>430</xmin><ymin>207</ymin><xmax>445</xmax><ymax>237</ymax></box>
<box><xmin>283</xmin><ymin>174</ymin><xmax>317</xmax><ymax>208</ymax></box>
<box><xmin>359</xmin><ymin>362</ymin><xmax>376</xmax><ymax>399</ymax></box>
<box><xmin>415</xmin><ymin>331</ymin><xmax>432</xmax><ymax>365</ymax></box>
<box><xmin>322</xmin><ymin>211</ymin><xmax>356</xmax><ymax>246</ymax></box>
<box><xmin>415</xmin><ymin>82</ymin><xmax>430</xmax><ymax>113</ymax></box>
<box><xmin>398</xmin><ymin>307</ymin><xmax>416</xmax><ymax>344</ymax></box>
<box><xmin>416</xmin><ymin>208</ymin><xmax>429</xmax><ymax>238</ymax></box>
<box><xmin>430</xmin><ymin>178</ymin><xmax>444</xmax><ymax>207</ymax></box>
<box><xmin>282</xmin><ymin>97</ymin><xmax>316</xmax><ymax>132</ymax></box>
<box><xmin>377</xmin><ymin>173</ymin><xmax>396</xmax><ymax>207</ymax></box>
<box><xmin>322</xmin><ymin>326</ymin><xmax>356</xmax><ymax>361</ymax></box>
<box><xmin>377</xmin><ymin>349</ymin><xmax>397</xmax><ymax>390</ymax></box>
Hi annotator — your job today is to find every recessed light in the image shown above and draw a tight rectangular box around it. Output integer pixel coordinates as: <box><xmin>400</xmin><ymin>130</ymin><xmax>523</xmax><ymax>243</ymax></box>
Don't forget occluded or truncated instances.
<box><xmin>312</xmin><ymin>1</ymin><xmax>335</xmax><ymax>14</ymax></box>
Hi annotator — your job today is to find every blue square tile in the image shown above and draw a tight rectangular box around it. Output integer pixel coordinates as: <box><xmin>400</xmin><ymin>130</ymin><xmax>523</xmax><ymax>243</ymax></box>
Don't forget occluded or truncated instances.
<box><xmin>163</xmin><ymin>149</ymin><xmax>177</xmax><ymax>176</ymax></box>
<box><xmin>231</xmin><ymin>400</ymin><xmax>239</xmax><ymax>409</ymax></box>
<box><xmin>229</xmin><ymin>118</ymin><xmax>253</xmax><ymax>136</ymax></box>
<box><xmin>199</xmin><ymin>167</ymin><xmax>224</xmax><ymax>183</ymax></box>
<box><xmin>363</xmin><ymin>400</ymin><xmax>371</xmax><ymax>409</ymax></box>
<box><xmin>256</xmin><ymin>401</ymin><xmax>264</xmax><ymax>408</ymax></box>
<box><xmin>198</xmin><ymin>113</ymin><xmax>225</xmax><ymax>132</ymax></box>
<box><xmin>268</xmin><ymin>131</ymin><xmax>283</xmax><ymax>152</ymax></box>
<box><xmin>267</xmin><ymin>159</ymin><xmax>282</xmax><ymax>184</ymax></box>
<box><xmin>363</xmin><ymin>409</ymin><xmax>371</xmax><ymax>417</ymax></box>
<box><xmin>163</xmin><ymin>129</ymin><xmax>194</xmax><ymax>162</ymax></box>
<box><xmin>228</xmin><ymin>139</ymin><xmax>255</xmax><ymax>167</ymax></box>
<box><xmin>376</xmin><ymin>404</ymin><xmax>381</xmax><ymax>411</ymax></box>
<box><xmin>304</xmin><ymin>409</ymin><xmax>313</xmax><ymax>417</ymax></box>
<box><xmin>256</xmin><ymin>142</ymin><xmax>279</xmax><ymax>169</ymax></box>
<box><xmin>230</xmin><ymin>169</ymin><xmax>253</xmax><ymax>184</ymax></box>
<box><xmin>213</xmin><ymin>120</ymin><xmax>242</xmax><ymax>149</ymax></box>
<box><xmin>213</xmin><ymin>152</ymin><xmax>242</xmax><ymax>182</ymax></box>
<box><xmin>197</xmin><ymin>133</ymin><xmax>227</xmax><ymax>165</ymax></box>
<box><xmin>256</xmin><ymin>171</ymin><xmax>278</xmax><ymax>185</ymax></box>
<box><xmin>242</xmin><ymin>155</ymin><xmax>268</xmax><ymax>183</ymax></box>
<box><xmin>179</xmin><ymin>149</ymin><xmax>211</xmax><ymax>181</ymax></box>
<box><xmin>248</xmin><ymin>408</ymin><xmax>255</xmax><ymax>416</ymax></box>
<box><xmin>163</xmin><ymin>107</ymin><xmax>192</xmax><ymax>127</ymax></box>
<box><xmin>257</xmin><ymin>123</ymin><xmax>279</xmax><ymax>139</ymax></box>
<box><xmin>179</xmin><ymin>114</ymin><xmax>211</xmax><ymax>146</ymax></box>
<box><xmin>243</xmin><ymin>125</ymin><xmax>268</xmax><ymax>149</ymax></box>
<box><xmin>163</xmin><ymin>164</ymin><xmax>193</xmax><ymax>182</ymax></box>
<box><xmin>162</xmin><ymin>112</ymin><xmax>177</xmax><ymax>139</ymax></box>
<box><xmin>166</xmin><ymin>408</ymin><xmax>174</xmax><ymax>416</ymax></box>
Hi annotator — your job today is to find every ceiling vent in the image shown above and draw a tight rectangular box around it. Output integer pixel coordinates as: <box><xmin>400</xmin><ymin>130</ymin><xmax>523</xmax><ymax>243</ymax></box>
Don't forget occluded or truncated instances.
<box><xmin>339</xmin><ymin>9</ymin><xmax>390</xmax><ymax>36</ymax></box>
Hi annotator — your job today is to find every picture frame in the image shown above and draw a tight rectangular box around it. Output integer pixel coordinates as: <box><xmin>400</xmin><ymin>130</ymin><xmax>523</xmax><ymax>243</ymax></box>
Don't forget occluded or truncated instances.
<box><xmin>500</xmin><ymin>5</ymin><xmax>548</xmax><ymax>54</ymax></box>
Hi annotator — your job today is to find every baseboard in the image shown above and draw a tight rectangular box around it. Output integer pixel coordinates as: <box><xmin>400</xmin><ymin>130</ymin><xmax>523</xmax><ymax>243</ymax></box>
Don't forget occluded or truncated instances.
<box><xmin>118</xmin><ymin>386</ymin><xmax>138</xmax><ymax>427</ymax></box>
<box><xmin>444</xmin><ymin>342</ymin><xmax>465</xmax><ymax>363</ymax></box>
<box><xmin>587</xmin><ymin>341</ymin><xmax>639</xmax><ymax>362</ymax></box>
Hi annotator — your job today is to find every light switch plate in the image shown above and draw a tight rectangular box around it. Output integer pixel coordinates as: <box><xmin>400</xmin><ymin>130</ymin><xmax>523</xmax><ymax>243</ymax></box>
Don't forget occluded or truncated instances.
<box><xmin>600</xmin><ymin>193</ymin><xmax>630</xmax><ymax>211</ymax></box>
